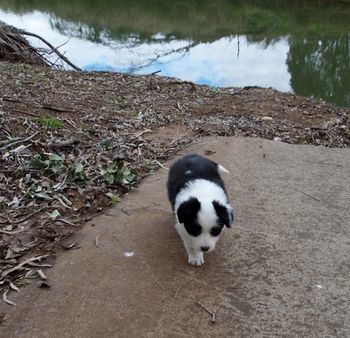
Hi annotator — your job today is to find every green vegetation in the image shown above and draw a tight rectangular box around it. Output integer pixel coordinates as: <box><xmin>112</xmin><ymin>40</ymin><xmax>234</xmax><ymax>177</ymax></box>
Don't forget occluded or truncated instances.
<box><xmin>39</xmin><ymin>116</ymin><xmax>64</xmax><ymax>129</ymax></box>
<box><xmin>28</xmin><ymin>185</ymin><xmax>52</xmax><ymax>200</ymax></box>
<box><xmin>31</xmin><ymin>153</ymin><xmax>63</xmax><ymax>174</ymax></box>
<box><xmin>99</xmin><ymin>162</ymin><xmax>138</xmax><ymax>188</ymax></box>
<box><xmin>105</xmin><ymin>192</ymin><xmax>122</xmax><ymax>204</ymax></box>
<box><xmin>68</xmin><ymin>162</ymin><xmax>88</xmax><ymax>182</ymax></box>
<box><xmin>101</xmin><ymin>139</ymin><xmax>113</xmax><ymax>150</ymax></box>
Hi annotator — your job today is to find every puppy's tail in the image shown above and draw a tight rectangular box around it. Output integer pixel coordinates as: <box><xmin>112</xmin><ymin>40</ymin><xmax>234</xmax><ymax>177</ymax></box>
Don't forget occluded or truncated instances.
<box><xmin>218</xmin><ymin>164</ymin><xmax>230</xmax><ymax>174</ymax></box>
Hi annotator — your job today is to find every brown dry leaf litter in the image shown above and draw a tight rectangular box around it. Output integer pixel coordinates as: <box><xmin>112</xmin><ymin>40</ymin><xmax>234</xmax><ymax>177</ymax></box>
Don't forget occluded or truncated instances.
<box><xmin>0</xmin><ymin>61</ymin><xmax>350</xmax><ymax>301</ymax></box>
<box><xmin>0</xmin><ymin>21</ymin><xmax>80</xmax><ymax>71</ymax></box>
<box><xmin>0</xmin><ymin>21</ymin><xmax>48</xmax><ymax>67</ymax></box>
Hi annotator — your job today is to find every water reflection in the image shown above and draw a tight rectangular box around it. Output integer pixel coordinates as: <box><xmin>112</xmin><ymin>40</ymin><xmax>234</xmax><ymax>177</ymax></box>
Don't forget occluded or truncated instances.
<box><xmin>1</xmin><ymin>2</ymin><xmax>349</xmax><ymax>106</ymax></box>
<box><xmin>135</xmin><ymin>37</ymin><xmax>291</xmax><ymax>91</ymax></box>
<box><xmin>287</xmin><ymin>35</ymin><xmax>350</xmax><ymax>106</ymax></box>
<box><xmin>0</xmin><ymin>9</ymin><xmax>291</xmax><ymax>91</ymax></box>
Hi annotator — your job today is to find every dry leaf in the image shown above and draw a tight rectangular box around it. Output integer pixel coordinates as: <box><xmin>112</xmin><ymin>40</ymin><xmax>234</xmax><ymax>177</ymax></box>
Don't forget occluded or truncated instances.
<box><xmin>9</xmin><ymin>282</ymin><xmax>19</xmax><ymax>292</ymax></box>
<box><xmin>3</xmin><ymin>289</ymin><xmax>16</xmax><ymax>306</ymax></box>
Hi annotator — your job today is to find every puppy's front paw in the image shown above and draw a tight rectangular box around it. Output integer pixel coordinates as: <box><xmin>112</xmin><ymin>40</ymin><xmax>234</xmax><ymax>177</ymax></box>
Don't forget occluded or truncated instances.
<box><xmin>188</xmin><ymin>252</ymin><xmax>204</xmax><ymax>266</ymax></box>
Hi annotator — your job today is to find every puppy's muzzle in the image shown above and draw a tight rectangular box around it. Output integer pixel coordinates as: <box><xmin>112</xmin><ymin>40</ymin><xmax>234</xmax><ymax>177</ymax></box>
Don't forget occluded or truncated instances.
<box><xmin>200</xmin><ymin>246</ymin><xmax>210</xmax><ymax>252</ymax></box>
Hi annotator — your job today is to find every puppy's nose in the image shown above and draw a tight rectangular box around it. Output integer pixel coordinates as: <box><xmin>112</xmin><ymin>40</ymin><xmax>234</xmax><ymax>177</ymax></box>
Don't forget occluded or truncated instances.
<box><xmin>201</xmin><ymin>246</ymin><xmax>210</xmax><ymax>252</ymax></box>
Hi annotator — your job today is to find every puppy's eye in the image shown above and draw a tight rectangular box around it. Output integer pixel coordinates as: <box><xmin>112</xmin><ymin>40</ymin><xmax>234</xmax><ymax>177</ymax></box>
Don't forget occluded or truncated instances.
<box><xmin>184</xmin><ymin>223</ymin><xmax>202</xmax><ymax>237</ymax></box>
<box><xmin>210</xmin><ymin>226</ymin><xmax>223</xmax><ymax>237</ymax></box>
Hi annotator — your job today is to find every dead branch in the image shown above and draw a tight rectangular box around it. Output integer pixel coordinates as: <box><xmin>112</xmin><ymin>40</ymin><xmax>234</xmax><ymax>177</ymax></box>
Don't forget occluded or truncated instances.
<box><xmin>0</xmin><ymin>21</ymin><xmax>81</xmax><ymax>71</ymax></box>
<box><xmin>0</xmin><ymin>131</ymin><xmax>39</xmax><ymax>149</ymax></box>
<box><xmin>18</xmin><ymin>30</ymin><xmax>81</xmax><ymax>71</ymax></box>
<box><xmin>195</xmin><ymin>300</ymin><xmax>216</xmax><ymax>323</ymax></box>
<box><xmin>48</xmin><ymin>139</ymin><xmax>79</xmax><ymax>148</ymax></box>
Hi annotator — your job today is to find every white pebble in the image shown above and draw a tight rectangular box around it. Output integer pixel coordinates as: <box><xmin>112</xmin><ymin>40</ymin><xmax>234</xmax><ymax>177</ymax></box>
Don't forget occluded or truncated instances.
<box><xmin>123</xmin><ymin>251</ymin><xmax>135</xmax><ymax>257</ymax></box>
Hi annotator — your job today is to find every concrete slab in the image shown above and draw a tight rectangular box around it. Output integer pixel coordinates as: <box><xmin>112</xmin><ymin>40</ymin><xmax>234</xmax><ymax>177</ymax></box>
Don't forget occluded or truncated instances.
<box><xmin>1</xmin><ymin>137</ymin><xmax>350</xmax><ymax>337</ymax></box>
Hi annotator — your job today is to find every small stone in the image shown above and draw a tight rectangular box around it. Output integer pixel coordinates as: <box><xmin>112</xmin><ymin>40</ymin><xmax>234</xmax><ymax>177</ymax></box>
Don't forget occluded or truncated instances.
<box><xmin>37</xmin><ymin>281</ymin><xmax>51</xmax><ymax>289</ymax></box>
<box><xmin>124</xmin><ymin>251</ymin><xmax>135</xmax><ymax>257</ymax></box>
<box><xmin>261</xmin><ymin>116</ymin><xmax>273</xmax><ymax>121</ymax></box>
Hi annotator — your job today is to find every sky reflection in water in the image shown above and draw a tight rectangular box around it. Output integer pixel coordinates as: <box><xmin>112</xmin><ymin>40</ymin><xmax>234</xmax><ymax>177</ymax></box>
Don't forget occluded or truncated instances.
<box><xmin>2</xmin><ymin>8</ymin><xmax>290</xmax><ymax>92</ymax></box>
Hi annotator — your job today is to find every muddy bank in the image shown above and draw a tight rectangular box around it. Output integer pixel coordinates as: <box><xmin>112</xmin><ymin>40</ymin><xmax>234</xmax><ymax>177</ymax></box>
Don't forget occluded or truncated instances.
<box><xmin>0</xmin><ymin>61</ymin><xmax>349</xmax><ymax>301</ymax></box>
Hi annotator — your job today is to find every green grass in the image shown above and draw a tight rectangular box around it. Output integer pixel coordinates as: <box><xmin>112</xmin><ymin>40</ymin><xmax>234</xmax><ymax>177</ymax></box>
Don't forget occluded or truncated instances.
<box><xmin>39</xmin><ymin>116</ymin><xmax>64</xmax><ymax>129</ymax></box>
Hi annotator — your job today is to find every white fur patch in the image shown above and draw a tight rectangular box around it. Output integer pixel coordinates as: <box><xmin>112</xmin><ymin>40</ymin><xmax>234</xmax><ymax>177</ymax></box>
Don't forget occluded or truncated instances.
<box><xmin>174</xmin><ymin>179</ymin><xmax>228</xmax><ymax>212</ymax></box>
<box><xmin>218</xmin><ymin>164</ymin><xmax>229</xmax><ymax>174</ymax></box>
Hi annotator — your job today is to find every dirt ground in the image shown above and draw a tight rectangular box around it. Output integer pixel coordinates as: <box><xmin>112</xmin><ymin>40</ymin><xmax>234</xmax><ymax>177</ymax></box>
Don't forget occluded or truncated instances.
<box><xmin>0</xmin><ymin>61</ymin><xmax>350</xmax><ymax>306</ymax></box>
<box><xmin>1</xmin><ymin>137</ymin><xmax>349</xmax><ymax>337</ymax></box>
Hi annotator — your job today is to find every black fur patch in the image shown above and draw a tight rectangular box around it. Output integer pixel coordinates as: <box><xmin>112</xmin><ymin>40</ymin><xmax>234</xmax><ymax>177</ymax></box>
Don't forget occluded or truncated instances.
<box><xmin>210</xmin><ymin>224</ymin><xmax>224</xmax><ymax>237</ymax></box>
<box><xmin>177</xmin><ymin>197</ymin><xmax>202</xmax><ymax>237</ymax></box>
<box><xmin>212</xmin><ymin>200</ymin><xmax>233</xmax><ymax>228</ymax></box>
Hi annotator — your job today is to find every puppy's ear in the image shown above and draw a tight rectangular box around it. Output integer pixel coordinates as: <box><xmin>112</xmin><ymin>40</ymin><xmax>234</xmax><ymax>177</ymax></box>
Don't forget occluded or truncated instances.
<box><xmin>212</xmin><ymin>200</ymin><xmax>234</xmax><ymax>228</ymax></box>
<box><xmin>177</xmin><ymin>197</ymin><xmax>201</xmax><ymax>224</ymax></box>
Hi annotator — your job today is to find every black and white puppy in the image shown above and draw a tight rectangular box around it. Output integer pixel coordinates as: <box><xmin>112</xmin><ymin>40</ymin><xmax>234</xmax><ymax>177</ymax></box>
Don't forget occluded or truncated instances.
<box><xmin>167</xmin><ymin>154</ymin><xmax>234</xmax><ymax>266</ymax></box>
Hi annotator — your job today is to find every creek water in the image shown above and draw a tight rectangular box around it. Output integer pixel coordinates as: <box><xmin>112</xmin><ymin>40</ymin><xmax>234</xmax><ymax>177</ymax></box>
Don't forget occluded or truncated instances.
<box><xmin>0</xmin><ymin>0</ymin><xmax>349</xmax><ymax>107</ymax></box>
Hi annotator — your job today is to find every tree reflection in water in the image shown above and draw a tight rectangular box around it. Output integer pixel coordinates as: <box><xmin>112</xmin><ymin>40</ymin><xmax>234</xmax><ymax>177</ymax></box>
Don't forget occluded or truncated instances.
<box><xmin>287</xmin><ymin>34</ymin><xmax>350</xmax><ymax>107</ymax></box>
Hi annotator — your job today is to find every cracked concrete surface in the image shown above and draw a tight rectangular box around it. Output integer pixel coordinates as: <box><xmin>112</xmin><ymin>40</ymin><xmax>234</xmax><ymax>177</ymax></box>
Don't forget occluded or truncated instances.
<box><xmin>1</xmin><ymin>137</ymin><xmax>350</xmax><ymax>337</ymax></box>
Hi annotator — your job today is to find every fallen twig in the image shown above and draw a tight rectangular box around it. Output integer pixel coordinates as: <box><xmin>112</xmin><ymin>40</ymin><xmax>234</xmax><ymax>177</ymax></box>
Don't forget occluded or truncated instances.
<box><xmin>53</xmin><ymin>196</ymin><xmax>72</xmax><ymax>209</ymax></box>
<box><xmin>9</xmin><ymin>282</ymin><xmax>19</xmax><ymax>293</ymax></box>
<box><xmin>37</xmin><ymin>269</ymin><xmax>47</xmax><ymax>280</ymax></box>
<box><xmin>55</xmin><ymin>218</ymin><xmax>79</xmax><ymax>226</ymax></box>
<box><xmin>40</xmin><ymin>103</ymin><xmax>75</xmax><ymax>113</ymax></box>
<box><xmin>0</xmin><ymin>229</ymin><xmax>25</xmax><ymax>235</ymax></box>
<box><xmin>135</xmin><ymin>129</ymin><xmax>153</xmax><ymax>138</ymax></box>
<box><xmin>154</xmin><ymin>279</ymin><xmax>165</xmax><ymax>303</ymax></box>
<box><xmin>121</xmin><ymin>207</ymin><xmax>172</xmax><ymax>215</ymax></box>
<box><xmin>304</xmin><ymin>160</ymin><xmax>342</xmax><ymax>167</ymax></box>
<box><xmin>19</xmin><ymin>29</ymin><xmax>81</xmax><ymax>71</ymax></box>
<box><xmin>0</xmin><ymin>131</ymin><xmax>39</xmax><ymax>149</ymax></box>
<box><xmin>13</xmin><ymin>206</ymin><xmax>51</xmax><ymax>224</ymax></box>
<box><xmin>26</xmin><ymin>262</ymin><xmax>52</xmax><ymax>268</ymax></box>
<box><xmin>154</xmin><ymin>160</ymin><xmax>169</xmax><ymax>170</ymax></box>
<box><xmin>195</xmin><ymin>300</ymin><xmax>216</xmax><ymax>323</ymax></box>
<box><xmin>49</xmin><ymin>139</ymin><xmax>79</xmax><ymax>148</ymax></box>
<box><xmin>95</xmin><ymin>232</ymin><xmax>106</xmax><ymax>248</ymax></box>
<box><xmin>60</xmin><ymin>241</ymin><xmax>78</xmax><ymax>250</ymax></box>
<box><xmin>293</xmin><ymin>188</ymin><xmax>321</xmax><ymax>202</ymax></box>
<box><xmin>174</xmin><ymin>279</ymin><xmax>193</xmax><ymax>298</ymax></box>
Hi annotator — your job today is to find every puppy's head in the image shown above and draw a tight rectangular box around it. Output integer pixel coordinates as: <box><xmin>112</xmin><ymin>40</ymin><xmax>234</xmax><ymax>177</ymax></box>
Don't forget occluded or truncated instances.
<box><xmin>177</xmin><ymin>197</ymin><xmax>233</xmax><ymax>252</ymax></box>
